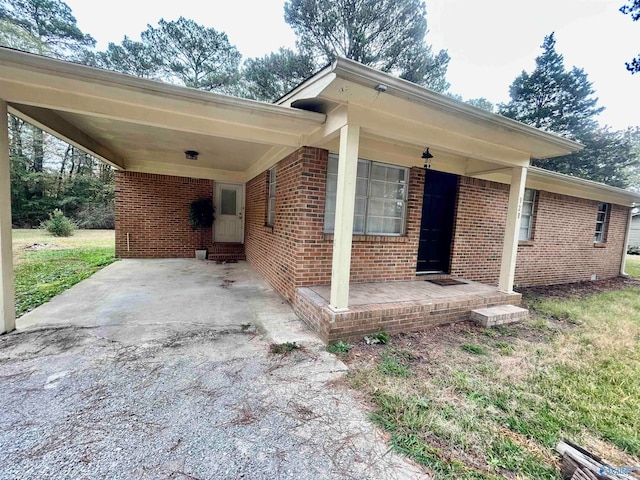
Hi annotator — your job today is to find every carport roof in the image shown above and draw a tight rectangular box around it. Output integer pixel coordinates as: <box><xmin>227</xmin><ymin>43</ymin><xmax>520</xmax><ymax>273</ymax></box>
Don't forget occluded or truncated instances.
<box><xmin>0</xmin><ymin>47</ymin><xmax>326</xmax><ymax>182</ymax></box>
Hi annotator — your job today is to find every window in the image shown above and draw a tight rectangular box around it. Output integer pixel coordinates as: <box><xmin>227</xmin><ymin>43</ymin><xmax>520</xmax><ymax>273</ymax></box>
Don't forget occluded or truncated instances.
<box><xmin>594</xmin><ymin>202</ymin><xmax>609</xmax><ymax>243</ymax></box>
<box><xmin>324</xmin><ymin>155</ymin><xmax>408</xmax><ymax>235</ymax></box>
<box><xmin>267</xmin><ymin>167</ymin><xmax>276</xmax><ymax>226</ymax></box>
<box><xmin>519</xmin><ymin>189</ymin><xmax>537</xmax><ymax>241</ymax></box>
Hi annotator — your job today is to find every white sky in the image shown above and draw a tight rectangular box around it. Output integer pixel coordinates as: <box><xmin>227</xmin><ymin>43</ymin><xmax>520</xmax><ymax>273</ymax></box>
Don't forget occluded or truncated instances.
<box><xmin>65</xmin><ymin>0</ymin><xmax>639</xmax><ymax>129</ymax></box>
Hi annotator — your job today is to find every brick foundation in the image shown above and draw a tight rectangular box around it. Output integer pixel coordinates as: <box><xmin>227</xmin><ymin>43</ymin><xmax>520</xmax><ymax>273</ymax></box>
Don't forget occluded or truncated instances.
<box><xmin>115</xmin><ymin>171</ymin><xmax>214</xmax><ymax>258</ymax></box>
<box><xmin>294</xmin><ymin>285</ymin><xmax>522</xmax><ymax>342</ymax></box>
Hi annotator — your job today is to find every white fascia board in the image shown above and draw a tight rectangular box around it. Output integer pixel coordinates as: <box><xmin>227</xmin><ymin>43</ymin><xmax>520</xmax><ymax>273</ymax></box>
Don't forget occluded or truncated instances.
<box><xmin>330</xmin><ymin>57</ymin><xmax>583</xmax><ymax>157</ymax></box>
<box><xmin>0</xmin><ymin>47</ymin><xmax>326</xmax><ymax>127</ymax></box>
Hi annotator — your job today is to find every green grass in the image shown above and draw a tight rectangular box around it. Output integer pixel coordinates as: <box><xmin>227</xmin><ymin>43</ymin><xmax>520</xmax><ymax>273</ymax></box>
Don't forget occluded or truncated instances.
<box><xmin>13</xmin><ymin>229</ymin><xmax>115</xmax><ymax>316</ymax></box>
<box><xmin>626</xmin><ymin>255</ymin><xmax>640</xmax><ymax>278</ymax></box>
<box><xmin>461</xmin><ymin>344</ymin><xmax>487</xmax><ymax>355</ymax></box>
<box><xmin>347</xmin><ymin>287</ymin><xmax>640</xmax><ymax>478</ymax></box>
<box><xmin>14</xmin><ymin>247</ymin><xmax>116</xmax><ymax>316</ymax></box>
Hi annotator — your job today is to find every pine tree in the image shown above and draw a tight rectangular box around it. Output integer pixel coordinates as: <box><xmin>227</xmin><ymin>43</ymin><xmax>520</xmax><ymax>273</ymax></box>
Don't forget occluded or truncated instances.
<box><xmin>284</xmin><ymin>0</ymin><xmax>450</xmax><ymax>92</ymax></box>
<box><xmin>499</xmin><ymin>34</ymin><xmax>638</xmax><ymax>187</ymax></box>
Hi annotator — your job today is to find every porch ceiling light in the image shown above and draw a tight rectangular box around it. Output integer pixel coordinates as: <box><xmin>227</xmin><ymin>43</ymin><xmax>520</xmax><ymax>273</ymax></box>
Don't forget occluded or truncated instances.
<box><xmin>422</xmin><ymin>147</ymin><xmax>434</xmax><ymax>170</ymax></box>
<box><xmin>185</xmin><ymin>150</ymin><xmax>199</xmax><ymax>160</ymax></box>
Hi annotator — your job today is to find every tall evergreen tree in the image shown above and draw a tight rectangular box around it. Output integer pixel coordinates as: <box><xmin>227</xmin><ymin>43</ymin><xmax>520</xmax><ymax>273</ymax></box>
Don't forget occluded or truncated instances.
<box><xmin>0</xmin><ymin>0</ymin><xmax>94</xmax><ymax>58</ymax></box>
<box><xmin>83</xmin><ymin>36</ymin><xmax>161</xmax><ymax>79</ymax></box>
<box><xmin>242</xmin><ymin>48</ymin><xmax>316</xmax><ymax>102</ymax></box>
<box><xmin>620</xmin><ymin>0</ymin><xmax>640</xmax><ymax>73</ymax></box>
<box><xmin>284</xmin><ymin>0</ymin><xmax>449</xmax><ymax>92</ymax></box>
<box><xmin>141</xmin><ymin>17</ymin><xmax>241</xmax><ymax>93</ymax></box>
<box><xmin>500</xmin><ymin>34</ymin><xmax>602</xmax><ymax>140</ymax></box>
<box><xmin>499</xmin><ymin>34</ymin><xmax>637</xmax><ymax>187</ymax></box>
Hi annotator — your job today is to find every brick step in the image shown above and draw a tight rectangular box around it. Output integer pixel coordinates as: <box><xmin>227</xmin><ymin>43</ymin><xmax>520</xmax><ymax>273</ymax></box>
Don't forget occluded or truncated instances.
<box><xmin>470</xmin><ymin>305</ymin><xmax>529</xmax><ymax>328</ymax></box>
<box><xmin>208</xmin><ymin>253</ymin><xmax>246</xmax><ymax>262</ymax></box>
<box><xmin>209</xmin><ymin>243</ymin><xmax>244</xmax><ymax>253</ymax></box>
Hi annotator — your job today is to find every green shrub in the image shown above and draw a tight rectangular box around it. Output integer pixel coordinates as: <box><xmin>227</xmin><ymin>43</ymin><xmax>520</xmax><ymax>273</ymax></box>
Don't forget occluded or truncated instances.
<box><xmin>43</xmin><ymin>209</ymin><xmax>76</xmax><ymax>237</ymax></box>
<box><xmin>327</xmin><ymin>341</ymin><xmax>352</xmax><ymax>355</ymax></box>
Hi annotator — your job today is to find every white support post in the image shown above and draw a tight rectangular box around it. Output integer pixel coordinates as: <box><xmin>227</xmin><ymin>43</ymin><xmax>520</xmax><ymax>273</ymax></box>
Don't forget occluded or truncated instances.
<box><xmin>498</xmin><ymin>166</ymin><xmax>527</xmax><ymax>293</ymax></box>
<box><xmin>329</xmin><ymin>124</ymin><xmax>360</xmax><ymax>312</ymax></box>
<box><xmin>620</xmin><ymin>207</ymin><xmax>634</xmax><ymax>276</ymax></box>
<box><xmin>0</xmin><ymin>100</ymin><xmax>15</xmax><ymax>334</ymax></box>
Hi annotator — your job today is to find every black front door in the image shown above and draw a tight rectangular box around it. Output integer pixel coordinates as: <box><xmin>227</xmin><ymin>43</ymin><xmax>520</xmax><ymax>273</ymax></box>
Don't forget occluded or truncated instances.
<box><xmin>416</xmin><ymin>170</ymin><xmax>459</xmax><ymax>273</ymax></box>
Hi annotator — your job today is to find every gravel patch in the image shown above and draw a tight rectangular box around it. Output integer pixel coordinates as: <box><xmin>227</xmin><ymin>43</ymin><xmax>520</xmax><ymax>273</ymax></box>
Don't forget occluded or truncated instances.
<box><xmin>0</xmin><ymin>326</ymin><xmax>423</xmax><ymax>480</ymax></box>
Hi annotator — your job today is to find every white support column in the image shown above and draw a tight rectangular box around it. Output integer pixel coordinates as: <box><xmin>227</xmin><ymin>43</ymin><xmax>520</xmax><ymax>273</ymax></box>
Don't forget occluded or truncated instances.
<box><xmin>0</xmin><ymin>100</ymin><xmax>15</xmax><ymax>334</ymax></box>
<box><xmin>620</xmin><ymin>207</ymin><xmax>634</xmax><ymax>276</ymax></box>
<box><xmin>498</xmin><ymin>166</ymin><xmax>527</xmax><ymax>293</ymax></box>
<box><xmin>329</xmin><ymin>124</ymin><xmax>360</xmax><ymax>312</ymax></box>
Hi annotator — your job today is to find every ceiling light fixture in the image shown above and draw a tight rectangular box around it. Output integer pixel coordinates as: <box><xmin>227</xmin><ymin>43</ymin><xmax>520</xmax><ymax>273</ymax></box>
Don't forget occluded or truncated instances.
<box><xmin>185</xmin><ymin>150</ymin><xmax>199</xmax><ymax>161</ymax></box>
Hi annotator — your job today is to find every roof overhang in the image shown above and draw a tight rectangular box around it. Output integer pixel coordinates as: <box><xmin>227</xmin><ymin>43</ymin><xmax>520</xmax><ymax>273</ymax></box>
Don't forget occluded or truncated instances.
<box><xmin>279</xmin><ymin>57</ymin><xmax>583</xmax><ymax>161</ymax></box>
<box><xmin>0</xmin><ymin>47</ymin><xmax>326</xmax><ymax>181</ymax></box>
<box><xmin>278</xmin><ymin>58</ymin><xmax>640</xmax><ymax>207</ymax></box>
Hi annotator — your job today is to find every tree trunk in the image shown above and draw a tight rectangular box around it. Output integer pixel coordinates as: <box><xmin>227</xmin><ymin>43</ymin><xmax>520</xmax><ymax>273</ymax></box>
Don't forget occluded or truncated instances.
<box><xmin>58</xmin><ymin>145</ymin><xmax>72</xmax><ymax>195</ymax></box>
<box><xmin>32</xmin><ymin>127</ymin><xmax>44</xmax><ymax>172</ymax></box>
<box><xmin>8</xmin><ymin>115</ymin><xmax>24</xmax><ymax>159</ymax></box>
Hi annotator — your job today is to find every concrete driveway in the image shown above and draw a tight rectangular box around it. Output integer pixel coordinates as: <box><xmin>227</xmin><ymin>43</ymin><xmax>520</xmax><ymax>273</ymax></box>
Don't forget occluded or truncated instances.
<box><xmin>0</xmin><ymin>260</ymin><xmax>424</xmax><ymax>479</ymax></box>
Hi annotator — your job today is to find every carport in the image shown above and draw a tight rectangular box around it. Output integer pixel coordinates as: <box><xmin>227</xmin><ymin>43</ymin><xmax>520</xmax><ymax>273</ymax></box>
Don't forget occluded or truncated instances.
<box><xmin>0</xmin><ymin>47</ymin><xmax>326</xmax><ymax>334</ymax></box>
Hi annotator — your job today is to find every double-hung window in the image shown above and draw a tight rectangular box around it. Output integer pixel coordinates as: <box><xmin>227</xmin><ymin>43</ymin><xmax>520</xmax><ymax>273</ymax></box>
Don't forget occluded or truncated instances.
<box><xmin>594</xmin><ymin>202</ymin><xmax>609</xmax><ymax>243</ymax></box>
<box><xmin>267</xmin><ymin>167</ymin><xmax>276</xmax><ymax>226</ymax></box>
<box><xmin>324</xmin><ymin>155</ymin><xmax>408</xmax><ymax>235</ymax></box>
<box><xmin>519</xmin><ymin>188</ymin><xmax>537</xmax><ymax>241</ymax></box>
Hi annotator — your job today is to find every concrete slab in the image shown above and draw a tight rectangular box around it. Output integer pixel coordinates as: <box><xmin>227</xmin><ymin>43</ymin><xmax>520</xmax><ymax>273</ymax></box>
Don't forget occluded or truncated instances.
<box><xmin>3</xmin><ymin>259</ymin><xmax>424</xmax><ymax>479</ymax></box>
<box><xmin>18</xmin><ymin>259</ymin><xmax>319</xmax><ymax>346</ymax></box>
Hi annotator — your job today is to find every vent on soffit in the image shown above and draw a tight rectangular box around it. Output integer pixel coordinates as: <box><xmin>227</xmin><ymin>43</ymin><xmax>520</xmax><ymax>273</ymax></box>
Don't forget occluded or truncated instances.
<box><xmin>291</xmin><ymin>98</ymin><xmax>329</xmax><ymax>114</ymax></box>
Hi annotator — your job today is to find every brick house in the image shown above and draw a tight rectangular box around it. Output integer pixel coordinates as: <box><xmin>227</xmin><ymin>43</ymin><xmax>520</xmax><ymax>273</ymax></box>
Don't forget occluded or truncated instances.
<box><xmin>1</xmin><ymin>48</ymin><xmax>638</xmax><ymax>339</ymax></box>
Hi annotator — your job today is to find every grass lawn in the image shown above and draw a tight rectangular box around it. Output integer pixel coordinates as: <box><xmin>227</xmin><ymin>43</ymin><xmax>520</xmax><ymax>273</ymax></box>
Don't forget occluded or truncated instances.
<box><xmin>340</xmin><ymin>283</ymin><xmax>640</xmax><ymax>479</ymax></box>
<box><xmin>12</xmin><ymin>229</ymin><xmax>115</xmax><ymax>317</ymax></box>
<box><xmin>626</xmin><ymin>255</ymin><xmax>640</xmax><ymax>278</ymax></box>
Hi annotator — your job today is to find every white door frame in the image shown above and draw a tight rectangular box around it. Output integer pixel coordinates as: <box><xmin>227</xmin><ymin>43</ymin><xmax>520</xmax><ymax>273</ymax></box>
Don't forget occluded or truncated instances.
<box><xmin>214</xmin><ymin>182</ymin><xmax>245</xmax><ymax>243</ymax></box>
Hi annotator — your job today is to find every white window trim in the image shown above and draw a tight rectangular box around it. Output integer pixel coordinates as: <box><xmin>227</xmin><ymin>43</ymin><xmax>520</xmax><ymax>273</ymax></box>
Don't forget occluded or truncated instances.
<box><xmin>519</xmin><ymin>189</ymin><xmax>536</xmax><ymax>241</ymax></box>
<box><xmin>324</xmin><ymin>155</ymin><xmax>409</xmax><ymax>236</ymax></box>
<box><xmin>267</xmin><ymin>167</ymin><xmax>276</xmax><ymax>226</ymax></box>
<box><xmin>594</xmin><ymin>202</ymin><xmax>609</xmax><ymax>243</ymax></box>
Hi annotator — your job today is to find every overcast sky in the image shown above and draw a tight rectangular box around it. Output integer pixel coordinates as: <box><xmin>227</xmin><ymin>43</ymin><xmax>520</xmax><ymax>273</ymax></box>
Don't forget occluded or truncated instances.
<box><xmin>65</xmin><ymin>0</ymin><xmax>638</xmax><ymax>130</ymax></box>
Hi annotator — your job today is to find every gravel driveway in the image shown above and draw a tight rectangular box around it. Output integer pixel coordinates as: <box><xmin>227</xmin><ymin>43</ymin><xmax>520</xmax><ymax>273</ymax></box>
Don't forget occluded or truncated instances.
<box><xmin>0</xmin><ymin>260</ymin><xmax>424</xmax><ymax>479</ymax></box>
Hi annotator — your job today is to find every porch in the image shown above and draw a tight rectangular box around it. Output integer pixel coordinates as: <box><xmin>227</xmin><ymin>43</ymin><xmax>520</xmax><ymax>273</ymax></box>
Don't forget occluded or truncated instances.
<box><xmin>294</xmin><ymin>277</ymin><xmax>522</xmax><ymax>342</ymax></box>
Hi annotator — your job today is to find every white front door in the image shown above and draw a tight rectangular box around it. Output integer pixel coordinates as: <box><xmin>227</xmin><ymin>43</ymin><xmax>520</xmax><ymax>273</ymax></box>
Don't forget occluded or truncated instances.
<box><xmin>214</xmin><ymin>183</ymin><xmax>244</xmax><ymax>243</ymax></box>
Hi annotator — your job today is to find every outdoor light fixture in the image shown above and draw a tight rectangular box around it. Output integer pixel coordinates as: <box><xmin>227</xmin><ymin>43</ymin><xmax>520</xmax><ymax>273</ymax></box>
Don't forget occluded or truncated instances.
<box><xmin>185</xmin><ymin>150</ymin><xmax>199</xmax><ymax>161</ymax></box>
<box><xmin>422</xmin><ymin>147</ymin><xmax>434</xmax><ymax>169</ymax></box>
<box><xmin>375</xmin><ymin>83</ymin><xmax>388</xmax><ymax>93</ymax></box>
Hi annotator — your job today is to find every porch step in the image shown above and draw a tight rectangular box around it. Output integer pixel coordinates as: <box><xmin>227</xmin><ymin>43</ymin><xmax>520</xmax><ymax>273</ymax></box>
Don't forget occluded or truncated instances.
<box><xmin>208</xmin><ymin>243</ymin><xmax>245</xmax><ymax>262</ymax></box>
<box><xmin>470</xmin><ymin>305</ymin><xmax>529</xmax><ymax>328</ymax></box>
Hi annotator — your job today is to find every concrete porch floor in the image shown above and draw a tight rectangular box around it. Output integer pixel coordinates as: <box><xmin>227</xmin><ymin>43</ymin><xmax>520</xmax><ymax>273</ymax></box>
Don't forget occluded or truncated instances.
<box><xmin>309</xmin><ymin>277</ymin><xmax>512</xmax><ymax>307</ymax></box>
<box><xmin>295</xmin><ymin>277</ymin><xmax>522</xmax><ymax>342</ymax></box>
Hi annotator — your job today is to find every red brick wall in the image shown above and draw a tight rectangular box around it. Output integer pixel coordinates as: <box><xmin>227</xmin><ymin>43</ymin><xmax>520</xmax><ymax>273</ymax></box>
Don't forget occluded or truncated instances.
<box><xmin>450</xmin><ymin>177</ymin><xmax>509</xmax><ymax>284</ymax></box>
<box><xmin>450</xmin><ymin>177</ymin><xmax>630</xmax><ymax>287</ymax></box>
<box><xmin>514</xmin><ymin>191</ymin><xmax>628</xmax><ymax>286</ymax></box>
<box><xmin>244</xmin><ymin>147</ymin><xmax>425</xmax><ymax>301</ymax></box>
<box><xmin>244</xmin><ymin>150</ymin><xmax>306</xmax><ymax>300</ymax></box>
<box><xmin>115</xmin><ymin>171</ymin><xmax>214</xmax><ymax>258</ymax></box>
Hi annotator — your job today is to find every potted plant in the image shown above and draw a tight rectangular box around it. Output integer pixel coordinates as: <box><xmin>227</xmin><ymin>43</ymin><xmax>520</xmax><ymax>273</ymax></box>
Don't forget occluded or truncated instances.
<box><xmin>189</xmin><ymin>198</ymin><xmax>215</xmax><ymax>260</ymax></box>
